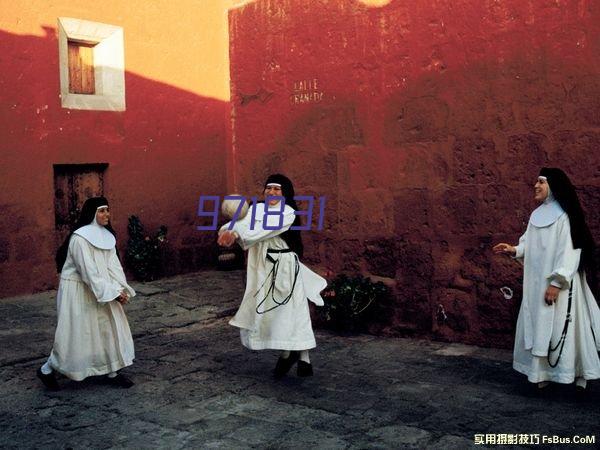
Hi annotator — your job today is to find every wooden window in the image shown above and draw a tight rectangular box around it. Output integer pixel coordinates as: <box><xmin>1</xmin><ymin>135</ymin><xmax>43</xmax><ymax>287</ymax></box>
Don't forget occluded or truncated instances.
<box><xmin>68</xmin><ymin>41</ymin><xmax>96</xmax><ymax>94</ymax></box>
<box><xmin>59</xmin><ymin>18</ymin><xmax>125</xmax><ymax>110</ymax></box>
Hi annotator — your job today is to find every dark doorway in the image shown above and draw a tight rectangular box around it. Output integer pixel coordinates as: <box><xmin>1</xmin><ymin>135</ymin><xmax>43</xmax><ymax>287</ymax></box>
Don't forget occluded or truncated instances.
<box><xmin>53</xmin><ymin>164</ymin><xmax>108</xmax><ymax>238</ymax></box>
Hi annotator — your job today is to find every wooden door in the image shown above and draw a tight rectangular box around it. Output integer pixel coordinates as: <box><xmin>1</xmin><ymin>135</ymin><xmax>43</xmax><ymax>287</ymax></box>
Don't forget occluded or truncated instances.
<box><xmin>53</xmin><ymin>164</ymin><xmax>108</xmax><ymax>240</ymax></box>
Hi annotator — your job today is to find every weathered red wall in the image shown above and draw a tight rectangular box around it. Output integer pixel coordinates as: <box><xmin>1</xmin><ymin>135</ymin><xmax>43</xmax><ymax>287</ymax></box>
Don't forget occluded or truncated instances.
<box><xmin>229</xmin><ymin>0</ymin><xmax>600</xmax><ymax>347</ymax></box>
<box><xmin>0</xmin><ymin>1</ymin><xmax>232</xmax><ymax>297</ymax></box>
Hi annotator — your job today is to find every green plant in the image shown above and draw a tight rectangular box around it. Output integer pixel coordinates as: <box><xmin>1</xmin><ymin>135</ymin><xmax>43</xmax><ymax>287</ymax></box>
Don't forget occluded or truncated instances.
<box><xmin>125</xmin><ymin>215</ymin><xmax>168</xmax><ymax>281</ymax></box>
<box><xmin>319</xmin><ymin>274</ymin><xmax>390</xmax><ymax>332</ymax></box>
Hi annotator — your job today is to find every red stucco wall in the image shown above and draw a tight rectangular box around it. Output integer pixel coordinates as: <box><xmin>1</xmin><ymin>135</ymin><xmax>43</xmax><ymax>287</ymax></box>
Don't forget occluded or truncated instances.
<box><xmin>0</xmin><ymin>1</ymin><xmax>231</xmax><ymax>297</ymax></box>
<box><xmin>229</xmin><ymin>0</ymin><xmax>600</xmax><ymax>347</ymax></box>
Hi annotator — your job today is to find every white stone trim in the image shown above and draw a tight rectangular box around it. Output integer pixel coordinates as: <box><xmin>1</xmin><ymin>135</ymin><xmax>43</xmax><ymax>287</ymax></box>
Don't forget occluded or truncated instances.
<box><xmin>58</xmin><ymin>17</ymin><xmax>126</xmax><ymax>111</ymax></box>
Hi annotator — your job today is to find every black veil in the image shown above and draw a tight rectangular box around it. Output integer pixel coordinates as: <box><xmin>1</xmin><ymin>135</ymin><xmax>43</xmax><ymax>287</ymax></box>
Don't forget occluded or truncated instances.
<box><xmin>264</xmin><ymin>174</ymin><xmax>303</xmax><ymax>258</ymax></box>
<box><xmin>540</xmin><ymin>168</ymin><xmax>597</xmax><ymax>293</ymax></box>
<box><xmin>55</xmin><ymin>197</ymin><xmax>116</xmax><ymax>272</ymax></box>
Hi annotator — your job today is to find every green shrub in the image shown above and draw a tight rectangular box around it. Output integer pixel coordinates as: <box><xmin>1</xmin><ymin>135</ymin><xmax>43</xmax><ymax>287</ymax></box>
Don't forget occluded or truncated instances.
<box><xmin>125</xmin><ymin>215</ymin><xmax>168</xmax><ymax>281</ymax></box>
<box><xmin>319</xmin><ymin>274</ymin><xmax>390</xmax><ymax>333</ymax></box>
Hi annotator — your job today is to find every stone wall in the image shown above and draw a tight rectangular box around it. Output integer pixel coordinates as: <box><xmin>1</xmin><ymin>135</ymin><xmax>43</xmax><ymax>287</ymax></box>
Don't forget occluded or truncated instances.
<box><xmin>229</xmin><ymin>0</ymin><xmax>600</xmax><ymax>347</ymax></box>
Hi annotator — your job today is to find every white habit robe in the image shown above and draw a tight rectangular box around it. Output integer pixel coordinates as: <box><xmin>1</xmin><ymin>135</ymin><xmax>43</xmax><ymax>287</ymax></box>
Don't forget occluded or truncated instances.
<box><xmin>512</xmin><ymin>212</ymin><xmax>600</xmax><ymax>383</ymax></box>
<box><xmin>47</xmin><ymin>234</ymin><xmax>136</xmax><ymax>381</ymax></box>
<box><xmin>223</xmin><ymin>202</ymin><xmax>327</xmax><ymax>351</ymax></box>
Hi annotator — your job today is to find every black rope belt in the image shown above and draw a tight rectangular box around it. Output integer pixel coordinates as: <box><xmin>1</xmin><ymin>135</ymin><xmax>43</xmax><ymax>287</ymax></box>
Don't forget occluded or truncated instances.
<box><xmin>547</xmin><ymin>281</ymin><xmax>573</xmax><ymax>368</ymax></box>
<box><xmin>255</xmin><ymin>248</ymin><xmax>300</xmax><ymax>314</ymax></box>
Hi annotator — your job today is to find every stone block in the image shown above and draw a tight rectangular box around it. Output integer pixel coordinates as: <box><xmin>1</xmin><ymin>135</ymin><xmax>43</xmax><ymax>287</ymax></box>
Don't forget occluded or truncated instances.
<box><xmin>551</xmin><ymin>131</ymin><xmax>600</xmax><ymax>184</ymax></box>
<box><xmin>0</xmin><ymin>238</ymin><xmax>9</xmax><ymax>263</ymax></box>
<box><xmin>452</xmin><ymin>136</ymin><xmax>499</xmax><ymax>185</ymax></box>
<box><xmin>501</xmin><ymin>133</ymin><xmax>549</xmax><ymax>181</ymax></box>
<box><xmin>431</xmin><ymin>186</ymin><xmax>479</xmax><ymax>236</ymax></box>
<box><xmin>432</xmin><ymin>288</ymin><xmax>476</xmax><ymax>339</ymax></box>
<box><xmin>394</xmin><ymin>188</ymin><xmax>430</xmax><ymax>238</ymax></box>
<box><xmin>384</xmin><ymin>95</ymin><xmax>449</xmax><ymax>145</ymax></box>
<box><xmin>318</xmin><ymin>105</ymin><xmax>365</xmax><ymax>150</ymax></box>
<box><xmin>364</xmin><ymin>237</ymin><xmax>398</xmax><ymax>278</ymax></box>
<box><xmin>571</xmin><ymin>75</ymin><xmax>600</xmax><ymax>127</ymax></box>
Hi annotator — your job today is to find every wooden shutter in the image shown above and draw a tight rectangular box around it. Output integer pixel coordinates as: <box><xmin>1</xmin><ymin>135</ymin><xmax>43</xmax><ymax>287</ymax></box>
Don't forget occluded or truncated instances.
<box><xmin>68</xmin><ymin>41</ymin><xmax>96</xmax><ymax>94</ymax></box>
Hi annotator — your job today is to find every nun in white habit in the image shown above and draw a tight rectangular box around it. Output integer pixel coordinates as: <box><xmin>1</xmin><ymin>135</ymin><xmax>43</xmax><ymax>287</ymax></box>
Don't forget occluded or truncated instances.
<box><xmin>37</xmin><ymin>197</ymin><xmax>135</xmax><ymax>390</ymax></box>
<box><xmin>218</xmin><ymin>174</ymin><xmax>327</xmax><ymax>378</ymax></box>
<box><xmin>494</xmin><ymin>168</ymin><xmax>600</xmax><ymax>390</ymax></box>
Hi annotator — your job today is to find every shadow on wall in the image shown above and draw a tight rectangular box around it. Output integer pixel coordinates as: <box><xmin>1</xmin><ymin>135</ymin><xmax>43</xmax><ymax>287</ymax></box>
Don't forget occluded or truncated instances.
<box><xmin>229</xmin><ymin>0</ymin><xmax>600</xmax><ymax>347</ymax></box>
<box><xmin>0</xmin><ymin>27</ymin><xmax>229</xmax><ymax>297</ymax></box>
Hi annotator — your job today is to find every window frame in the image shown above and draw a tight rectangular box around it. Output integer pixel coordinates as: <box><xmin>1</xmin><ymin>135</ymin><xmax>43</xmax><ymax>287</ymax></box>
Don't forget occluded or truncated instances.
<box><xmin>58</xmin><ymin>17</ymin><xmax>126</xmax><ymax>111</ymax></box>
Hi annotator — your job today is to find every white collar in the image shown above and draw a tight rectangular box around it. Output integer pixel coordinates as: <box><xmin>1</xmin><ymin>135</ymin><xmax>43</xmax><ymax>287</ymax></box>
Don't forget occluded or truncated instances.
<box><xmin>529</xmin><ymin>195</ymin><xmax>565</xmax><ymax>227</ymax></box>
<box><xmin>73</xmin><ymin>216</ymin><xmax>116</xmax><ymax>250</ymax></box>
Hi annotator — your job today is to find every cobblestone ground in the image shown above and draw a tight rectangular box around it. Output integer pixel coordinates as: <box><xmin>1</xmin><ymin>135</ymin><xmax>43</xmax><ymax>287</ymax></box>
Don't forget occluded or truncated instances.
<box><xmin>0</xmin><ymin>271</ymin><xmax>598</xmax><ymax>449</ymax></box>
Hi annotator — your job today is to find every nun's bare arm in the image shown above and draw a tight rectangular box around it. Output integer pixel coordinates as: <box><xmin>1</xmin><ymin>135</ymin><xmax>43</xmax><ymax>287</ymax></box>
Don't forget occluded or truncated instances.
<box><xmin>493</xmin><ymin>243</ymin><xmax>516</xmax><ymax>255</ymax></box>
<box><xmin>116</xmin><ymin>291</ymin><xmax>129</xmax><ymax>304</ymax></box>
<box><xmin>218</xmin><ymin>231</ymin><xmax>237</xmax><ymax>247</ymax></box>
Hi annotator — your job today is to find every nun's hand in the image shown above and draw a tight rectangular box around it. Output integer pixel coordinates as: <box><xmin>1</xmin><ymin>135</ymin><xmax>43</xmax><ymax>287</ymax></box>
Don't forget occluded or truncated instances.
<box><xmin>544</xmin><ymin>285</ymin><xmax>560</xmax><ymax>305</ymax></box>
<box><xmin>218</xmin><ymin>231</ymin><xmax>237</xmax><ymax>248</ymax></box>
<box><xmin>116</xmin><ymin>292</ymin><xmax>129</xmax><ymax>305</ymax></box>
<box><xmin>493</xmin><ymin>243</ymin><xmax>516</xmax><ymax>255</ymax></box>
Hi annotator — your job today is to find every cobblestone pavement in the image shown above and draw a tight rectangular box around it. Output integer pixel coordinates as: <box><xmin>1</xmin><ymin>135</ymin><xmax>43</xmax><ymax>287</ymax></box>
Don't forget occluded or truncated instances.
<box><xmin>0</xmin><ymin>271</ymin><xmax>598</xmax><ymax>449</ymax></box>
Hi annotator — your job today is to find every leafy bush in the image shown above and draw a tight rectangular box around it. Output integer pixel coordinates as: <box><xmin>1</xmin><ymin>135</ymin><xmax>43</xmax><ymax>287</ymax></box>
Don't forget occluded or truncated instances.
<box><xmin>319</xmin><ymin>274</ymin><xmax>390</xmax><ymax>333</ymax></box>
<box><xmin>125</xmin><ymin>215</ymin><xmax>168</xmax><ymax>281</ymax></box>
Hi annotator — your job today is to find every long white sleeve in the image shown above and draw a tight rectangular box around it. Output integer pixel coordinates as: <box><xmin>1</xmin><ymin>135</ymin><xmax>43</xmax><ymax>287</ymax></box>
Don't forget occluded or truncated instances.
<box><xmin>548</xmin><ymin>215</ymin><xmax>581</xmax><ymax>289</ymax></box>
<box><xmin>107</xmin><ymin>248</ymin><xmax>136</xmax><ymax>298</ymax></box>
<box><xmin>69</xmin><ymin>235</ymin><xmax>122</xmax><ymax>302</ymax></box>
<box><xmin>514</xmin><ymin>227</ymin><xmax>528</xmax><ymax>260</ymax></box>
